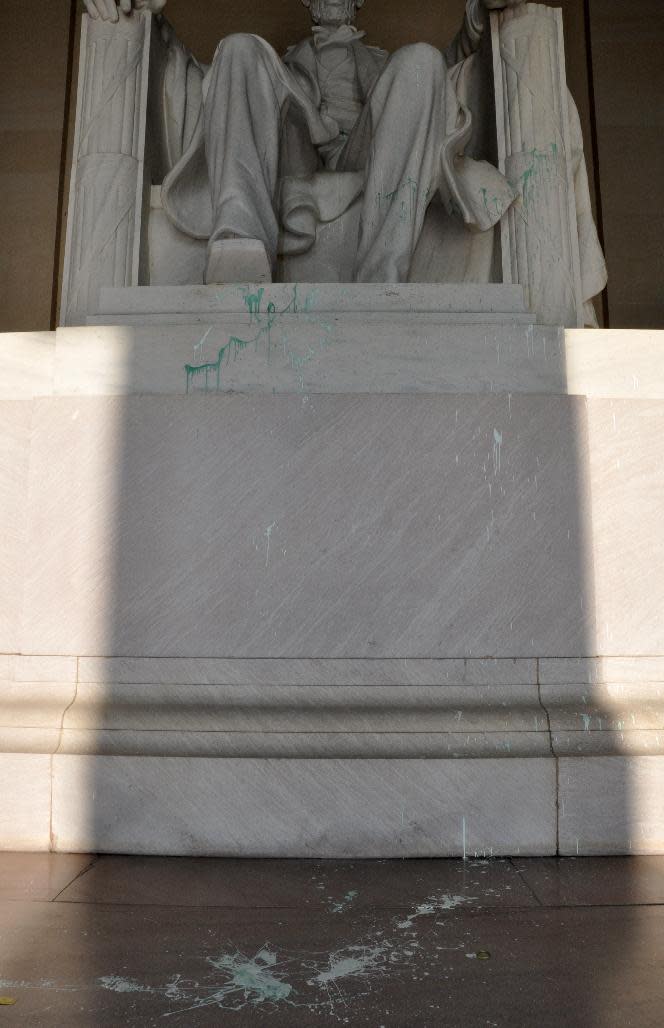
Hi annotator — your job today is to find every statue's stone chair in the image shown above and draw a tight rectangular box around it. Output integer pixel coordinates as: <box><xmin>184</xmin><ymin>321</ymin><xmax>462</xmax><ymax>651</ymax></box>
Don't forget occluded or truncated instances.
<box><xmin>61</xmin><ymin>5</ymin><xmax>602</xmax><ymax>328</ymax></box>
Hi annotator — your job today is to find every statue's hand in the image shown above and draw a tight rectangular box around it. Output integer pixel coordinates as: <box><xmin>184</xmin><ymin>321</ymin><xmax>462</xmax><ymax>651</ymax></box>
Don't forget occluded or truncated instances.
<box><xmin>83</xmin><ymin>0</ymin><xmax>166</xmax><ymax>21</ymax></box>
<box><xmin>482</xmin><ymin>0</ymin><xmax>526</xmax><ymax>9</ymax></box>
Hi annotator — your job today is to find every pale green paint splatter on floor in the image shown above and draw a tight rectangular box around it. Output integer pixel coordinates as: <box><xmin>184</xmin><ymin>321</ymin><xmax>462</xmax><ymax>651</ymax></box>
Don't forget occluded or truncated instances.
<box><xmin>330</xmin><ymin>888</ymin><xmax>358</xmax><ymax>914</ymax></box>
<box><xmin>207</xmin><ymin>947</ymin><xmax>292</xmax><ymax>1005</ymax></box>
<box><xmin>309</xmin><ymin>943</ymin><xmax>389</xmax><ymax>985</ymax></box>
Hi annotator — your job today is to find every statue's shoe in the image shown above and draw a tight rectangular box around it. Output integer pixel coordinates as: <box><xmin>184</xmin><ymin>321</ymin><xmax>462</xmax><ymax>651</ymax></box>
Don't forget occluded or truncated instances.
<box><xmin>205</xmin><ymin>239</ymin><xmax>272</xmax><ymax>284</ymax></box>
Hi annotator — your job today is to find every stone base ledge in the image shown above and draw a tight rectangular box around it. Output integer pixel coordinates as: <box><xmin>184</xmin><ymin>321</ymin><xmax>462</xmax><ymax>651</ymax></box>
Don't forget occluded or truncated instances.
<box><xmin>3</xmin><ymin>325</ymin><xmax>664</xmax><ymax>400</ymax></box>
<box><xmin>3</xmin><ymin>654</ymin><xmax>663</xmax><ymax>854</ymax></box>
<box><xmin>3</xmin><ymin>753</ymin><xmax>557</xmax><ymax>856</ymax></box>
<box><xmin>2</xmin><ymin>749</ymin><xmax>663</xmax><ymax>856</ymax></box>
<box><xmin>2</xmin><ymin>317</ymin><xmax>663</xmax><ymax>856</ymax></box>
<box><xmin>95</xmin><ymin>282</ymin><xmax>535</xmax><ymax>319</ymax></box>
<box><xmin>2</xmin><ymin>655</ymin><xmax>664</xmax><ymax>760</ymax></box>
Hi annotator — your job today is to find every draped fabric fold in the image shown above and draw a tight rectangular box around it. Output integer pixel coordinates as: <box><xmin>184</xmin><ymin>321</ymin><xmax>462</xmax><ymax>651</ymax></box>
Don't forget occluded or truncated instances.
<box><xmin>157</xmin><ymin>4</ymin><xmax>604</xmax><ymax>305</ymax></box>
<box><xmin>160</xmin><ymin>21</ymin><xmax>513</xmax><ymax>250</ymax></box>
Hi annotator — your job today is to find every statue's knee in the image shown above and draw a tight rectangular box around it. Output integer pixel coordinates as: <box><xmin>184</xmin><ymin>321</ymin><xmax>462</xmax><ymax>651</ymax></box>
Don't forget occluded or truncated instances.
<box><xmin>389</xmin><ymin>42</ymin><xmax>443</xmax><ymax>80</ymax></box>
<box><xmin>214</xmin><ymin>32</ymin><xmax>265</xmax><ymax>64</ymax></box>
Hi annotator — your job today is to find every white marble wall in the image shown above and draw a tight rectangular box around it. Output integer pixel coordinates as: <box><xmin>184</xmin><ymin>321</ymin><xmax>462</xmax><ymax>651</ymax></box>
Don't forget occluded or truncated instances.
<box><xmin>14</xmin><ymin>391</ymin><xmax>594</xmax><ymax>659</ymax></box>
<box><xmin>3</xmin><ymin>651</ymin><xmax>664</xmax><ymax>853</ymax></box>
<box><xmin>2</xmin><ymin>318</ymin><xmax>664</xmax><ymax>854</ymax></box>
<box><xmin>50</xmin><ymin>755</ymin><xmax>557</xmax><ymax>857</ymax></box>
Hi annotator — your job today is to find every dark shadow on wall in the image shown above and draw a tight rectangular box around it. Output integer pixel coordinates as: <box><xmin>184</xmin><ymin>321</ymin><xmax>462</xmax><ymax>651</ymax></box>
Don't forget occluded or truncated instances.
<box><xmin>82</xmin><ymin>309</ymin><xmax>638</xmax><ymax>1026</ymax></box>
<box><xmin>73</xmin><ymin>326</ymin><xmax>632</xmax><ymax>1025</ymax></box>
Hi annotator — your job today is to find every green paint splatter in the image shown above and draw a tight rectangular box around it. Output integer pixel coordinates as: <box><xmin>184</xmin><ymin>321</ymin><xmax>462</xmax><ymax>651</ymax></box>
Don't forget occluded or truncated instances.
<box><xmin>396</xmin><ymin>893</ymin><xmax>474</xmax><ymax>929</ymax></box>
<box><xmin>307</xmin><ymin>944</ymin><xmax>389</xmax><ymax>986</ymax></box>
<box><xmin>184</xmin><ymin>284</ymin><xmax>330</xmax><ymax>393</ymax></box>
<box><xmin>480</xmin><ymin>187</ymin><xmax>507</xmax><ymax>220</ymax></box>
<box><xmin>99</xmin><ymin>976</ymin><xmax>153</xmax><ymax>994</ymax></box>
<box><xmin>243</xmin><ymin>287</ymin><xmax>265</xmax><ymax>322</ymax></box>
<box><xmin>375</xmin><ymin>176</ymin><xmax>427</xmax><ymax>221</ymax></box>
<box><xmin>517</xmin><ymin>143</ymin><xmax>561</xmax><ymax>205</ymax></box>
<box><xmin>207</xmin><ymin>948</ymin><xmax>292</xmax><ymax>1006</ymax></box>
<box><xmin>330</xmin><ymin>889</ymin><xmax>358</xmax><ymax>914</ymax></box>
<box><xmin>184</xmin><ymin>337</ymin><xmax>250</xmax><ymax>393</ymax></box>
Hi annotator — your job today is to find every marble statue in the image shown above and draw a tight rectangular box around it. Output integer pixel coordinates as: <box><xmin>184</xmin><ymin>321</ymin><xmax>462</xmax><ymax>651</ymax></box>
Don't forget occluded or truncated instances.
<box><xmin>81</xmin><ymin>0</ymin><xmax>524</xmax><ymax>282</ymax></box>
<box><xmin>77</xmin><ymin>0</ymin><xmax>606</xmax><ymax>322</ymax></box>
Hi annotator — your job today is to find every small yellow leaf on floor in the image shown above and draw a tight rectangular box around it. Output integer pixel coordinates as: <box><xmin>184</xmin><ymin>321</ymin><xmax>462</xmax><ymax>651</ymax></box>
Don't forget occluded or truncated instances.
<box><xmin>0</xmin><ymin>997</ymin><xmax>17</xmax><ymax>1006</ymax></box>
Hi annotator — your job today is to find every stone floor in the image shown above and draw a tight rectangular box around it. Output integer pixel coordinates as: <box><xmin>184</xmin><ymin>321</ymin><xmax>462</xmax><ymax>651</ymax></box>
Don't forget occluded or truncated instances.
<box><xmin>0</xmin><ymin>854</ymin><xmax>663</xmax><ymax>1026</ymax></box>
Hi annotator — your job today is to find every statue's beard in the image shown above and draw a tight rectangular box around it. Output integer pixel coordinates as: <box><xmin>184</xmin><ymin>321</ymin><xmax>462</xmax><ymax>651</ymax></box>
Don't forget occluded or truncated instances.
<box><xmin>309</xmin><ymin>0</ymin><xmax>357</xmax><ymax>27</ymax></box>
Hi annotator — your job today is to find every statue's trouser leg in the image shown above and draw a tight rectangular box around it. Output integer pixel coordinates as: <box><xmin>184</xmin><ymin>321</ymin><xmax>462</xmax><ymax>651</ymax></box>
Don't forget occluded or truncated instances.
<box><xmin>339</xmin><ymin>44</ymin><xmax>446</xmax><ymax>283</ymax></box>
<box><xmin>204</xmin><ymin>34</ymin><xmax>330</xmax><ymax>266</ymax></box>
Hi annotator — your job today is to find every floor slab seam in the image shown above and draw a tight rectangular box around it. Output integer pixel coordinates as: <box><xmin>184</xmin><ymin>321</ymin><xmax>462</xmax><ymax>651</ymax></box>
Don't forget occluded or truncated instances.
<box><xmin>49</xmin><ymin>855</ymin><xmax>100</xmax><ymax>903</ymax></box>
<box><xmin>20</xmin><ymin>895</ymin><xmax>664</xmax><ymax>918</ymax></box>
<box><xmin>46</xmin><ymin>898</ymin><xmax>545</xmax><ymax>913</ymax></box>
<box><xmin>507</xmin><ymin>858</ymin><xmax>545</xmax><ymax>907</ymax></box>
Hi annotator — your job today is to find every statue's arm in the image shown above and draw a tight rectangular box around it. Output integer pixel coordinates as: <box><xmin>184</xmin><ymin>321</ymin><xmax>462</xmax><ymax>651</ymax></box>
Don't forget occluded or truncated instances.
<box><xmin>82</xmin><ymin>0</ymin><xmax>166</xmax><ymax>20</ymax></box>
<box><xmin>444</xmin><ymin>0</ymin><xmax>525</xmax><ymax>65</ymax></box>
<box><xmin>82</xmin><ymin>0</ymin><xmax>205</xmax><ymax>172</ymax></box>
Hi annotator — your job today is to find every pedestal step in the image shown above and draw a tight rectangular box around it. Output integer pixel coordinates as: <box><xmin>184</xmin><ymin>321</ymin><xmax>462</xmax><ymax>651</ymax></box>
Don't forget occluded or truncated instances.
<box><xmin>2</xmin><ymin>320</ymin><xmax>664</xmax><ymax>856</ymax></box>
<box><xmin>92</xmin><ymin>282</ymin><xmax>534</xmax><ymax>324</ymax></box>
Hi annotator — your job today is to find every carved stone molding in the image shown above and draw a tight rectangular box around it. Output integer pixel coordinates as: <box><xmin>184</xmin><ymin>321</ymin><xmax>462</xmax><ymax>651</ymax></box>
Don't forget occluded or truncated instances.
<box><xmin>492</xmin><ymin>4</ymin><xmax>584</xmax><ymax>326</ymax></box>
<box><xmin>4</xmin><ymin>655</ymin><xmax>664</xmax><ymax>760</ymax></box>
<box><xmin>61</xmin><ymin>12</ymin><xmax>154</xmax><ymax>326</ymax></box>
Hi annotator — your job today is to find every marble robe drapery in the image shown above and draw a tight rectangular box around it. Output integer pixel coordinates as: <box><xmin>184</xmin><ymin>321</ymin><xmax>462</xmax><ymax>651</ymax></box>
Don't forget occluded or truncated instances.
<box><xmin>156</xmin><ymin>8</ymin><xmax>605</xmax><ymax>308</ymax></box>
<box><xmin>158</xmin><ymin>9</ymin><xmax>515</xmax><ymax>243</ymax></box>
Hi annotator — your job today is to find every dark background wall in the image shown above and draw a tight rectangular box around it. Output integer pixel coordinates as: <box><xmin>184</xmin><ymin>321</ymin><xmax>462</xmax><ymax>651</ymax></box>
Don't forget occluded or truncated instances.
<box><xmin>588</xmin><ymin>0</ymin><xmax>664</xmax><ymax>328</ymax></box>
<box><xmin>0</xmin><ymin>0</ymin><xmax>661</xmax><ymax>331</ymax></box>
<box><xmin>0</xmin><ymin>0</ymin><xmax>75</xmax><ymax>331</ymax></box>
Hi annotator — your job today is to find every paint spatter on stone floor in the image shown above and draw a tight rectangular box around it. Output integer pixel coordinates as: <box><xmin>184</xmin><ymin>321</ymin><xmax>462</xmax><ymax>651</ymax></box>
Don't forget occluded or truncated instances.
<box><xmin>99</xmin><ymin>975</ymin><xmax>154</xmax><ymax>995</ymax></box>
<box><xmin>307</xmin><ymin>942</ymin><xmax>391</xmax><ymax>989</ymax></box>
<box><xmin>0</xmin><ymin>978</ymin><xmax>78</xmax><ymax>994</ymax></box>
<box><xmin>329</xmin><ymin>889</ymin><xmax>359</xmax><ymax>914</ymax></box>
<box><xmin>1</xmin><ymin>880</ymin><xmax>490</xmax><ymax>1020</ymax></box>
<box><xmin>155</xmin><ymin>946</ymin><xmax>296</xmax><ymax>1014</ymax></box>
<box><xmin>98</xmin><ymin>888</ymin><xmax>481</xmax><ymax>1016</ymax></box>
<box><xmin>396</xmin><ymin>893</ymin><xmax>475</xmax><ymax>929</ymax></box>
<box><xmin>206</xmin><ymin>947</ymin><xmax>292</xmax><ymax>1006</ymax></box>
<box><xmin>94</xmin><ymin>936</ymin><xmax>411</xmax><ymax>1017</ymax></box>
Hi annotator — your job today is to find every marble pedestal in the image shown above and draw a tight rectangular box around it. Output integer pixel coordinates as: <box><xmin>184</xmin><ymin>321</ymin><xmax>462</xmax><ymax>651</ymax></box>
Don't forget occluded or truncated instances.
<box><xmin>2</xmin><ymin>285</ymin><xmax>664</xmax><ymax>855</ymax></box>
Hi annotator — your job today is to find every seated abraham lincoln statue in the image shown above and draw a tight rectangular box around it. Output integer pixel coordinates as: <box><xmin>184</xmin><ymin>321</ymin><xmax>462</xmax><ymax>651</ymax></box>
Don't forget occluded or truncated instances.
<box><xmin>83</xmin><ymin>0</ymin><xmax>604</xmax><ymax>304</ymax></box>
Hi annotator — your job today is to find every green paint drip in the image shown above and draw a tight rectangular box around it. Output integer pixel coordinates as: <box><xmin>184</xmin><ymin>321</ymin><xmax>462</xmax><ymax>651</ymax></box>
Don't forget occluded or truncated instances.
<box><xmin>185</xmin><ymin>337</ymin><xmax>250</xmax><ymax>393</ymax></box>
<box><xmin>375</xmin><ymin>176</ymin><xmax>428</xmax><ymax>221</ymax></box>
<box><xmin>480</xmin><ymin>187</ymin><xmax>507</xmax><ymax>220</ymax></box>
<box><xmin>184</xmin><ymin>284</ymin><xmax>328</xmax><ymax>394</ymax></box>
<box><xmin>244</xmin><ymin>287</ymin><xmax>265</xmax><ymax>322</ymax></box>
<box><xmin>518</xmin><ymin>143</ymin><xmax>560</xmax><ymax>205</ymax></box>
